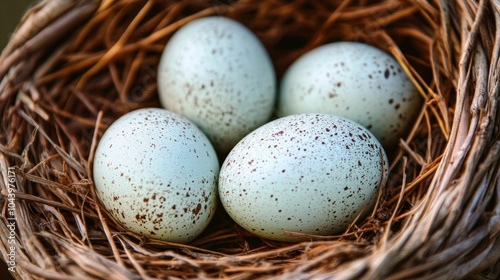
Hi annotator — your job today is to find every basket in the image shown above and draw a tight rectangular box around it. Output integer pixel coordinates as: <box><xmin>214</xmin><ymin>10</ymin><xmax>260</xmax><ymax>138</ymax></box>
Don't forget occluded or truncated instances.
<box><xmin>1</xmin><ymin>0</ymin><xmax>499</xmax><ymax>279</ymax></box>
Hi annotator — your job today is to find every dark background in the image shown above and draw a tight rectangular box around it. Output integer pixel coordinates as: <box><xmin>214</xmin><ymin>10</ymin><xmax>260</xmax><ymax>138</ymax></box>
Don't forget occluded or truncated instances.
<box><xmin>0</xmin><ymin>0</ymin><xmax>34</xmax><ymax>47</ymax></box>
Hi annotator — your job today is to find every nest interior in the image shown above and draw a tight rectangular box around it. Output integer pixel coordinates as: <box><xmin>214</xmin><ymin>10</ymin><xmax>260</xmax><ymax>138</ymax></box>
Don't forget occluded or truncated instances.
<box><xmin>0</xmin><ymin>0</ymin><xmax>499</xmax><ymax>279</ymax></box>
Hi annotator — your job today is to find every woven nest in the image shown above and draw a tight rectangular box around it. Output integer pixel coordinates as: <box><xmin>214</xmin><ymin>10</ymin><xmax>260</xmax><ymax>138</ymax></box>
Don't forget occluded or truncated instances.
<box><xmin>0</xmin><ymin>0</ymin><xmax>499</xmax><ymax>279</ymax></box>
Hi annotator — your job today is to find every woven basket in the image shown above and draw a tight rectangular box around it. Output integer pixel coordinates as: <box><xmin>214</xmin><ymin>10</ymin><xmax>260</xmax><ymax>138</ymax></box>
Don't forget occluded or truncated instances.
<box><xmin>1</xmin><ymin>0</ymin><xmax>499</xmax><ymax>279</ymax></box>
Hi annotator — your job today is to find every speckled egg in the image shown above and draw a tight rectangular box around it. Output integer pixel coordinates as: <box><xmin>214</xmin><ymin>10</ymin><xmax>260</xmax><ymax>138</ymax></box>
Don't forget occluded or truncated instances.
<box><xmin>219</xmin><ymin>113</ymin><xmax>388</xmax><ymax>242</ymax></box>
<box><xmin>93</xmin><ymin>108</ymin><xmax>219</xmax><ymax>244</ymax></box>
<box><xmin>278</xmin><ymin>41</ymin><xmax>422</xmax><ymax>148</ymax></box>
<box><xmin>157</xmin><ymin>16</ymin><xmax>276</xmax><ymax>155</ymax></box>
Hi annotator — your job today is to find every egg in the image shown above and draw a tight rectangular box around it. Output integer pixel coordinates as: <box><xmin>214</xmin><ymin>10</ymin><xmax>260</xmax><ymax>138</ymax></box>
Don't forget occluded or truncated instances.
<box><xmin>157</xmin><ymin>16</ymin><xmax>276</xmax><ymax>155</ymax></box>
<box><xmin>219</xmin><ymin>113</ymin><xmax>388</xmax><ymax>242</ymax></box>
<box><xmin>93</xmin><ymin>108</ymin><xmax>219</xmax><ymax>244</ymax></box>
<box><xmin>278</xmin><ymin>41</ymin><xmax>422</xmax><ymax>148</ymax></box>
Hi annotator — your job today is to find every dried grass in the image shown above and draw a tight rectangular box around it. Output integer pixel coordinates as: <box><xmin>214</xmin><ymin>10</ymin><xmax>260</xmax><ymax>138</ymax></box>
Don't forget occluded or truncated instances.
<box><xmin>0</xmin><ymin>0</ymin><xmax>499</xmax><ymax>279</ymax></box>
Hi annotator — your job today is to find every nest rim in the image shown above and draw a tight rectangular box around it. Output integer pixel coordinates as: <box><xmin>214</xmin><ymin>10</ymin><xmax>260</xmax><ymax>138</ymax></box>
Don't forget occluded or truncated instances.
<box><xmin>0</xmin><ymin>0</ymin><xmax>499</xmax><ymax>279</ymax></box>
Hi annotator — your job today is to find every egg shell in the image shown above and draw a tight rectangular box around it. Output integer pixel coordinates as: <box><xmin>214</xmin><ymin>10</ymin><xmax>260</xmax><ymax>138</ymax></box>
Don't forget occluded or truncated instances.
<box><xmin>278</xmin><ymin>41</ymin><xmax>422</xmax><ymax>148</ymax></box>
<box><xmin>93</xmin><ymin>108</ymin><xmax>219</xmax><ymax>244</ymax></box>
<box><xmin>157</xmin><ymin>16</ymin><xmax>276</xmax><ymax>154</ymax></box>
<box><xmin>219</xmin><ymin>113</ymin><xmax>388</xmax><ymax>242</ymax></box>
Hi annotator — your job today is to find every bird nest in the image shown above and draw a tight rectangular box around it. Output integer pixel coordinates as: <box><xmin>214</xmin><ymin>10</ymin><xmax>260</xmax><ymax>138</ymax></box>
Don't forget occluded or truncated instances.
<box><xmin>0</xmin><ymin>0</ymin><xmax>499</xmax><ymax>279</ymax></box>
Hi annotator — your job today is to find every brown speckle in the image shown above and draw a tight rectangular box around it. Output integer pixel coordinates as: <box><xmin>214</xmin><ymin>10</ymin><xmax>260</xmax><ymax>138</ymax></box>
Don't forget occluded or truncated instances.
<box><xmin>192</xmin><ymin>203</ymin><xmax>202</xmax><ymax>215</ymax></box>
<box><xmin>384</xmin><ymin>69</ymin><xmax>390</xmax><ymax>78</ymax></box>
